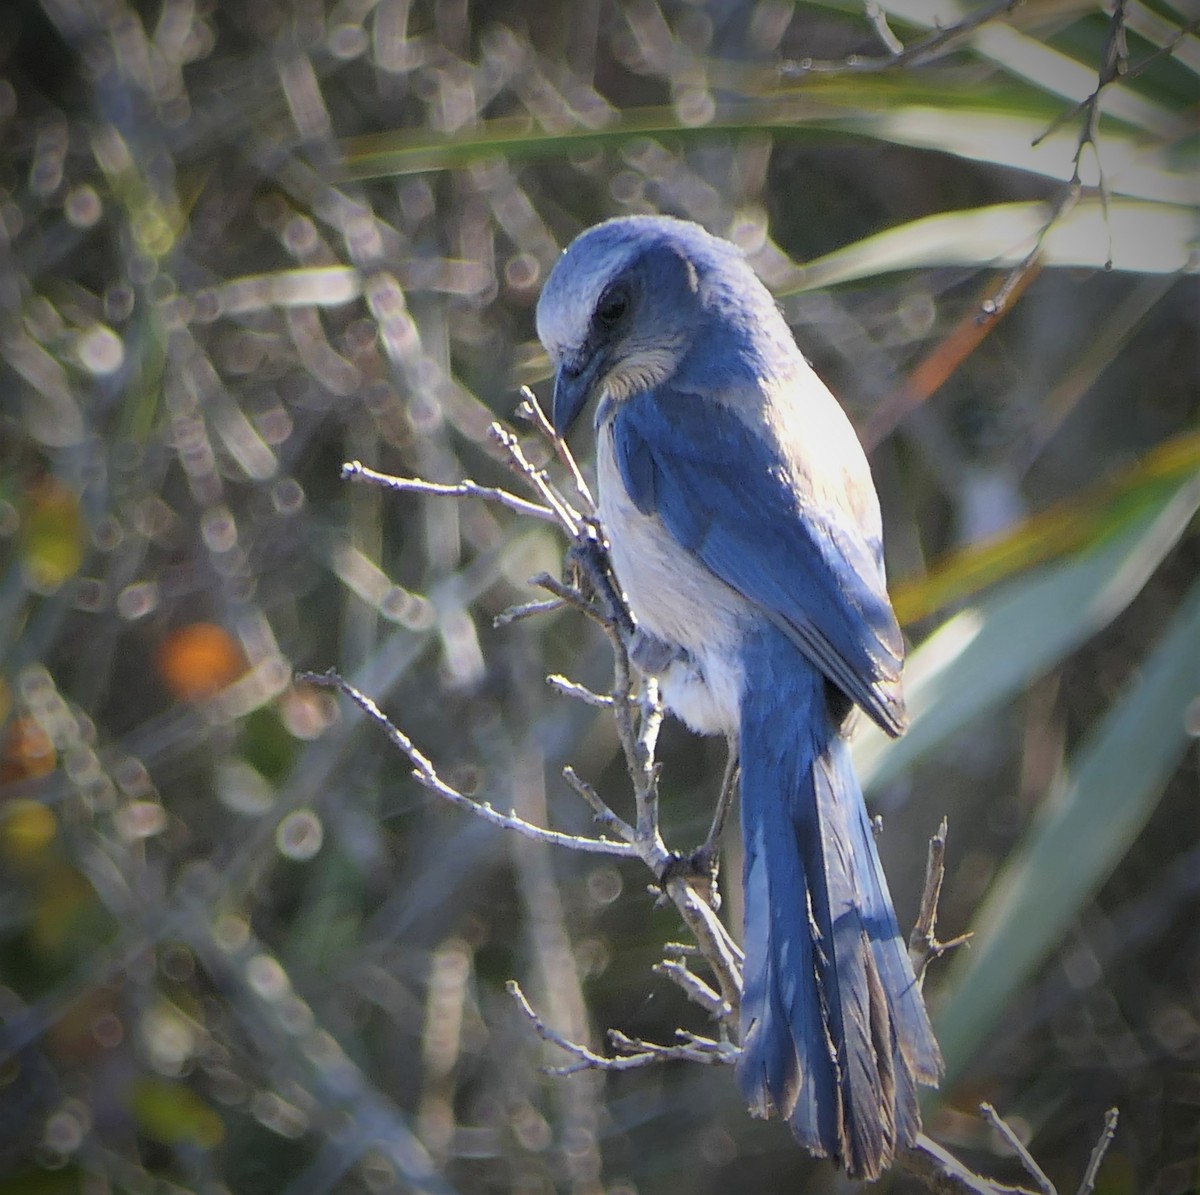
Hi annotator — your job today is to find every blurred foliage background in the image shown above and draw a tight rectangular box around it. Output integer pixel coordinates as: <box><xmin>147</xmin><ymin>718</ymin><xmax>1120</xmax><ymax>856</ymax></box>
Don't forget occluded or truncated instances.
<box><xmin>0</xmin><ymin>0</ymin><xmax>1197</xmax><ymax>1193</ymax></box>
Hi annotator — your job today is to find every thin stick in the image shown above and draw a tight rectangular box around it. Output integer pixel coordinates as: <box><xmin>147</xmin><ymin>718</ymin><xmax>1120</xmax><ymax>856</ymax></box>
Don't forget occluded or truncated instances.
<box><xmin>508</xmin><ymin>981</ymin><xmax>734</xmax><ymax>1075</ymax></box>
<box><xmin>562</xmin><ymin>766</ymin><xmax>636</xmax><ymax>844</ymax></box>
<box><xmin>493</xmin><ymin>597</ymin><xmax>566</xmax><ymax>628</ymax></box>
<box><xmin>901</xmin><ymin>1135</ymin><xmax>1043</xmax><ymax>1195</ymax></box>
<box><xmin>546</xmin><ymin>674</ymin><xmax>614</xmax><ymax>708</ymax></box>
<box><xmin>489</xmin><ymin>423</ymin><xmax>582</xmax><ymax>534</ymax></box>
<box><xmin>781</xmin><ymin>0</ymin><xmax>1022</xmax><ymax>76</ymax></box>
<box><xmin>299</xmin><ymin>669</ymin><xmax>638</xmax><ymax>859</ymax></box>
<box><xmin>1075</xmin><ymin>1109</ymin><xmax>1119</xmax><ymax>1195</ymax></box>
<box><xmin>341</xmin><ymin>459</ymin><xmax>555</xmax><ymax>521</ymax></box>
<box><xmin>652</xmin><ymin>959</ymin><xmax>729</xmax><ymax>1018</ymax></box>
<box><xmin>516</xmin><ymin>385</ymin><xmax>596</xmax><ymax>515</ymax></box>
<box><xmin>699</xmin><ymin>744</ymin><xmax>738</xmax><ymax>862</ymax></box>
<box><xmin>981</xmin><ymin>1103</ymin><xmax>1055</xmax><ymax>1195</ymax></box>
<box><xmin>909</xmin><ymin>817</ymin><xmax>971</xmax><ymax>985</ymax></box>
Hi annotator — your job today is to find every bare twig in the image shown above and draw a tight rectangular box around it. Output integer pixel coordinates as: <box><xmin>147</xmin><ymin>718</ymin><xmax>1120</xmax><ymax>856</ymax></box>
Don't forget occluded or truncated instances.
<box><xmin>489</xmin><ymin>422</ymin><xmax>583</xmax><ymax>534</ymax></box>
<box><xmin>341</xmin><ymin>459</ymin><xmax>556</xmax><ymax>521</ymax></box>
<box><xmin>298</xmin><ymin>669</ymin><xmax>637</xmax><ymax>859</ymax></box>
<box><xmin>515</xmin><ymin>385</ymin><xmax>596</xmax><ymax>515</ymax></box>
<box><xmin>864</xmin><ymin>1</ymin><xmax>904</xmax><ymax>57</ymax></box>
<box><xmin>494</xmin><ymin>597</ymin><xmax>566</xmax><ymax>628</ymax></box>
<box><xmin>984</xmin><ymin>0</ymin><xmax>1171</xmax><ymax>318</ymax></box>
<box><xmin>981</xmin><ymin>1103</ymin><xmax>1055</xmax><ymax>1195</ymax></box>
<box><xmin>909</xmin><ymin>817</ymin><xmax>973</xmax><ymax>985</ymax></box>
<box><xmin>551</xmin><ymin>528</ymin><xmax>746</xmax><ymax>1016</ymax></box>
<box><xmin>562</xmin><ymin>766</ymin><xmax>636</xmax><ymax>845</ymax></box>
<box><xmin>900</xmin><ymin>1135</ymin><xmax>1041</xmax><ymax>1195</ymax></box>
<box><xmin>781</xmin><ymin>0</ymin><xmax>1023</xmax><ymax>76</ymax></box>
<box><xmin>652</xmin><ymin>959</ymin><xmax>729</xmax><ymax>1019</ymax></box>
<box><xmin>1075</xmin><ymin>1109</ymin><xmax>1119</xmax><ymax>1195</ymax></box>
<box><xmin>508</xmin><ymin>980</ymin><xmax>735</xmax><ymax>1075</ymax></box>
<box><xmin>698</xmin><ymin>744</ymin><xmax>738</xmax><ymax>863</ymax></box>
<box><xmin>609</xmin><ymin>1027</ymin><xmax>733</xmax><ymax>1064</ymax></box>
<box><xmin>546</xmin><ymin>674</ymin><xmax>614</xmax><ymax>708</ymax></box>
<box><xmin>861</xmin><ymin>263</ymin><xmax>1041</xmax><ymax>450</ymax></box>
<box><xmin>530</xmin><ymin>571</ymin><xmax>600</xmax><ymax>620</ymax></box>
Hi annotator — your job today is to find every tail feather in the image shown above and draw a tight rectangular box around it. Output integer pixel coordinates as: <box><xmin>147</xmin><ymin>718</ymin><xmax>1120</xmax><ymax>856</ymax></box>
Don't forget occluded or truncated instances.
<box><xmin>735</xmin><ymin>625</ymin><xmax>942</xmax><ymax>1180</ymax></box>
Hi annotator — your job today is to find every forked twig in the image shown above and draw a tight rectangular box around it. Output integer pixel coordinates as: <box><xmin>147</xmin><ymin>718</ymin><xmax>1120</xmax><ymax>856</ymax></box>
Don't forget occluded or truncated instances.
<box><xmin>910</xmin><ymin>817</ymin><xmax>973</xmax><ymax>985</ymax></box>
<box><xmin>298</xmin><ymin>668</ymin><xmax>637</xmax><ymax>859</ymax></box>
<box><xmin>508</xmin><ymin>980</ymin><xmax>736</xmax><ymax>1075</ymax></box>
<box><xmin>341</xmin><ymin>458</ymin><xmax>555</xmax><ymax>521</ymax></box>
<box><xmin>515</xmin><ymin>385</ymin><xmax>596</xmax><ymax>515</ymax></box>
<box><xmin>981</xmin><ymin>1103</ymin><xmax>1054</xmax><ymax>1195</ymax></box>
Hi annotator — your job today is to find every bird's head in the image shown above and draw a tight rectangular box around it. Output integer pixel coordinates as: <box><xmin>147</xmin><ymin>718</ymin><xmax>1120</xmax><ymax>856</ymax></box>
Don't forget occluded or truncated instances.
<box><xmin>536</xmin><ymin>216</ymin><xmax>733</xmax><ymax>435</ymax></box>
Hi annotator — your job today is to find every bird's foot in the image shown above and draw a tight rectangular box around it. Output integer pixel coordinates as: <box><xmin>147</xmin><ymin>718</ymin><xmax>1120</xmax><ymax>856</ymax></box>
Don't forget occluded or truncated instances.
<box><xmin>656</xmin><ymin>846</ymin><xmax>722</xmax><ymax>911</ymax></box>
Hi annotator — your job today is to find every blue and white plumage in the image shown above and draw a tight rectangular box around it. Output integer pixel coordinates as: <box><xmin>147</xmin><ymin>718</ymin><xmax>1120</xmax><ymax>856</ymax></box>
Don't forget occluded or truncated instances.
<box><xmin>537</xmin><ymin>215</ymin><xmax>941</xmax><ymax>1179</ymax></box>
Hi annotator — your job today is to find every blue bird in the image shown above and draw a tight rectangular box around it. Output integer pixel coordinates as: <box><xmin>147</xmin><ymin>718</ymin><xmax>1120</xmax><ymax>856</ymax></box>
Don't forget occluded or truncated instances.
<box><xmin>537</xmin><ymin>215</ymin><xmax>942</xmax><ymax>1179</ymax></box>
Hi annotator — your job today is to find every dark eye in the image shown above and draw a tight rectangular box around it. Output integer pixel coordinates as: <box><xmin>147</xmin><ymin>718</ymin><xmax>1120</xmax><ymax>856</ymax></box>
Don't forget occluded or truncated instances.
<box><xmin>595</xmin><ymin>285</ymin><xmax>630</xmax><ymax>329</ymax></box>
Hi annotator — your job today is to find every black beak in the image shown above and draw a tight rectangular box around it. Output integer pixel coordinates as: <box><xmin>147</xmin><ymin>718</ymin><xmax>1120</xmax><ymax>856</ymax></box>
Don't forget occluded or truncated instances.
<box><xmin>551</xmin><ymin>353</ymin><xmax>602</xmax><ymax>437</ymax></box>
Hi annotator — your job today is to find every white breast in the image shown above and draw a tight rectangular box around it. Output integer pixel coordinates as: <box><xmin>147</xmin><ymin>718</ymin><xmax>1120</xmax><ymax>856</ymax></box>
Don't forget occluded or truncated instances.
<box><xmin>596</xmin><ymin>423</ymin><xmax>749</xmax><ymax>736</ymax></box>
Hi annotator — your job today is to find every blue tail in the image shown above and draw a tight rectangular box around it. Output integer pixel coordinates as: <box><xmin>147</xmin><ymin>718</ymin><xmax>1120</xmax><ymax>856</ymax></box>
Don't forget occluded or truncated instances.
<box><xmin>736</xmin><ymin>624</ymin><xmax>942</xmax><ymax>1179</ymax></box>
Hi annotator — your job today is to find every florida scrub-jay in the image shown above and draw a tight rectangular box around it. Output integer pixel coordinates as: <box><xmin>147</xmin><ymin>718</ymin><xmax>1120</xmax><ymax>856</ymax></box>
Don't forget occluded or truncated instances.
<box><xmin>536</xmin><ymin>215</ymin><xmax>941</xmax><ymax>1179</ymax></box>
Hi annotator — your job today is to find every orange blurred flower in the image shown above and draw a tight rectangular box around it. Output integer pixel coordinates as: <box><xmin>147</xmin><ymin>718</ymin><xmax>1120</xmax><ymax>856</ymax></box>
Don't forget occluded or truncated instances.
<box><xmin>156</xmin><ymin>623</ymin><xmax>247</xmax><ymax>702</ymax></box>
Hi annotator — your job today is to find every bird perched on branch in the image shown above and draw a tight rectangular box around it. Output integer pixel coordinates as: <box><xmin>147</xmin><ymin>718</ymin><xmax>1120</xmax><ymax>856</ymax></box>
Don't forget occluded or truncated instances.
<box><xmin>537</xmin><ymin>215</ymin><xmax>941</xmax><ymax>1179</ymax></box>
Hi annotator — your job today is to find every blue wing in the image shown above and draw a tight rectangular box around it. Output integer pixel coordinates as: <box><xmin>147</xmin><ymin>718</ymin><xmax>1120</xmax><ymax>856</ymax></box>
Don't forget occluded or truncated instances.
<box><xmin>610</xmin><ymin>385</ymin><xmax>906</xmax><ymax>735</ymax></box>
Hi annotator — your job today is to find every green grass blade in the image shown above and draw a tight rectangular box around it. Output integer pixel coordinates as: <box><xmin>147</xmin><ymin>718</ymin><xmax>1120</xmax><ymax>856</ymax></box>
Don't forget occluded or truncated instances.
<box><xmin>818</xmin><ymin>107</ymin><xmax>1194</xmax><ymax>203</ymax></box>
<box><xmin>339</xmin><ymin>102</ymin><xmax>1194</xmax><ymax>202</ymax></box>
<box><xmin>890</xmin><ymin>431</ymin><xmax>1200</xmax><ymax>625</ymax></box>
<box><xmin>856</xmin><ymin>470</ymin><xmax>1200</xmax><ymax>791</ymax></box>
<box><xmin>932</xmin><ymin>573</ymin><xmax>1200</xmax><ymax>1081</ymax></box>
<box><xmin>785</xmin><ymin>198</ymin><xmax>1200</xmax><ymax>288</ymax></box>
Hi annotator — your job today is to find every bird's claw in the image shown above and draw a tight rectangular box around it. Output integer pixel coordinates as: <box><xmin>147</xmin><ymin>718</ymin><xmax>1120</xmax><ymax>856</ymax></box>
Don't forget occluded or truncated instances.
<box><xmin>656</xmin><ymin>847</ymin><xmax>722</xmax><ymax>911</ymax></box>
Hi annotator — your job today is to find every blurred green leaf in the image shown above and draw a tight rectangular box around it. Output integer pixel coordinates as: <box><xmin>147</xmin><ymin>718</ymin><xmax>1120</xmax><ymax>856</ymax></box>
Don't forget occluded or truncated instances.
<box><xmin>341</xmin><ymin>102</ymin><xmax>1193</xmax><ymax>204</ymax></box>
<box><xmin>932</xmin><ymin>573</ymin><xmax>1200</xmax><ymax>1079</ymax></box>
<box><xmin>856</xmin><ymin>470</ymin><xmax>1200</xmax><ymax>791</ymax></box>
<box><xmin>128</xmin><ymin>1078</ymin><xmax>224</xmax><ymax>1148</ymax></box>
<box><xmin>0</xmin><ymin>1171</ymin><xmax>82</xmax><ymax>1194</ymax></box>
<box><xmin>786</xmin><ymin>198</ymin><xmax>1199</xmax><ymax>287</ymax></box>
<box><xmin>19</xmin><ymin>479</ymin><xmax>86</xmax><ymax>595</ymax></box>
<box><xmin>890</xmin><ymin>432</ymin><xmax>1200</xmax><ymax>624</ymax></box>
<box><xmin>825</xmin><ymin>106</ymin><xmax>1193</xmax><ymax>201</ymax></box>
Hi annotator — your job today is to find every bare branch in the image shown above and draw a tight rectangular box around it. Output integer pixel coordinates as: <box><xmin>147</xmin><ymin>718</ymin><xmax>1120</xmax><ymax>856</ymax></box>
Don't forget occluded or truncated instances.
<box><xmin>562</xmin><ymin>766</ymin><xmax>636</xmax><ymax>845</ymax></box>
<box><xmin>609</xmin><ymin>1027</ymin><xmax>735</xmax><ymax>1065</ymax></box>
<box><xmin>781</xmin><ymin>0</ymin><xmax>1023</xmax><ymax>76</ymax></box>
<box><xmin>864</xmin><ymin>1</ymin><xmax>904</xmax><ymax>57</ymax></box>
<box><xmin>299</xmin><ymin>669</ymin><xmax>638</xmax><ymax>859</ymax></box>
<box><xmin>515</xmin><ymin>385</ymin><xmax>596</xmax><ymax>515</ymax></box>
<box><xmin>910</xmin><ymin>817</ymin><xmax>972</xmax><ymax>985</ymax></box>
<box><xmin>982</xmin><ymin>5</ymin><xmax>1200</xmax><ymax>318</ymax></box>
<box><xmin>546</xmin><ymin>674</ymin><xmax>614</xmax><ymax>708</ymax></box>
<box><xmin>531</xmin><ymin>571</ymin><xmax>600</xmax><ymax>620</ymax></box>
<box><xmin>489</xmin><ymin>422</ymin><xmax>583</xmax><ymax>534</ymax></box>
<box><xmin>508</xmin><ymin>981</ymin><xmax>734</xmax><ymax>1075</ymax></box>
<box><xmin>697</xmin><ymin>744</ymin><xmax>738</xmax><ymax>866</ymax></box>
<box><xmin>900</xmin><ymin>1135</ymin><xmax>1042</xmax><ymax>1195</ymax></box>
<box><xmin>1075</xmin><ymin>1109</ymin><xmax>1119</xmax><ymax>1195</ymax></box>
<box><xmin>981</xmin><ymin>1103</ymin><xmax>1055</xmax><ymax>1195</ymax></box>
<box><xmin>493</xmin><ymin>597</ymin><xmax>566</xmax><ymax>628</ymax></box>
<box><xmin>652</xmin><ymin>959</ymin><xmax>729</xmax><ymax>1019</ymax></box>
<box><xmin>341</xmin><ymin>459</ymin><xmax>555</xmax><ymax>521</ymax></box>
